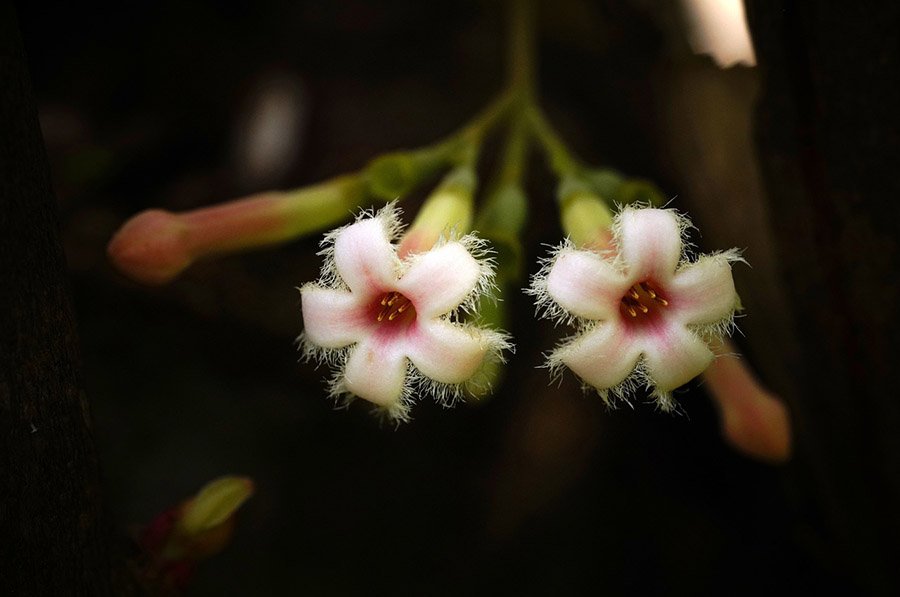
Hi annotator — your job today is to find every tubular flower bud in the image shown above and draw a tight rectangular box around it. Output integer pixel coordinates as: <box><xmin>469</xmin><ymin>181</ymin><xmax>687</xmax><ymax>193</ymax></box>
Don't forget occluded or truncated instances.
<box><xmin>299</xmin><ymin>203</ymin><xmax>510</xmax><ymax>422</ymax></box>
<box><xmin>528</xmin><ymin>207</ymin><xmax>741</xmax><ymax>409</ymax></box>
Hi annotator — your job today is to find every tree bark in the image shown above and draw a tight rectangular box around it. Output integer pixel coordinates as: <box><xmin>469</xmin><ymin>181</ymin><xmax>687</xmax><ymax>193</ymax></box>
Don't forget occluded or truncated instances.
<box><xmin>746</xmin><ymin>2</ymin><xmax>900</xmax><ymax>594</ymax></box>
<box><xmin>0</xmin><ymin>3</ymin><xmax>128</xmax><ymax>594</ymax></box>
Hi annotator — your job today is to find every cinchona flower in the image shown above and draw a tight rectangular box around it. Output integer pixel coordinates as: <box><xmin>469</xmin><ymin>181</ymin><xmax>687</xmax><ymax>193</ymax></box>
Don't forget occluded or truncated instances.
<box><xmin>299</xmin><ymin>204</ymin><xmax>509</xmax><ymax>422</ymax></box>
<box><xmin>529</xmin><ymin>207</ymin><xmax>741</xmax><ymax>409</ymax></box>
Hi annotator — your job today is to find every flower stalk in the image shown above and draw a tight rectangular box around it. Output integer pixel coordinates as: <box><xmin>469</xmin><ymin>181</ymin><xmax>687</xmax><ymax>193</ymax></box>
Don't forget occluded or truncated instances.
<box><xmin>105</xmin><ymin>0</ymin><xmax>785</xmax><ymax>440</ymax></box>
<box><xmin>468</xmin><ymin>106</ymin><xmax>532</xmax><ymax>400</ymax></box>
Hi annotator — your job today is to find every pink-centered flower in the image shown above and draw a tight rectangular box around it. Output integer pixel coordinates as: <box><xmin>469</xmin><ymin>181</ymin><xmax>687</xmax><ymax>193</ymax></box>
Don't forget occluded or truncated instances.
<box><xmin>529</xmin><ymin>207</ymin><xmax>741</xmax><ymax>409</ymax></box>
<box><xmin>299</xmin><ymin>204</ymin><xmax>509</xmax><ymax>421</ymax></box>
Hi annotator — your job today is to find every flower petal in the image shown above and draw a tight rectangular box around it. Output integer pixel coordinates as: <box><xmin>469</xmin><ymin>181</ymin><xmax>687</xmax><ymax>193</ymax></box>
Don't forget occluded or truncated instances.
<box><xmin>617</xmin><ymin>208</ymin><xmax>684</xmax><ymax>282</ymax></box>
<box><xmin>333</xmin><ymin>217</ymin><xmax>399</xmax><ymax>295</ymax></box>
<box><xmin>300</xmin><ymin>285</ymin><xmax>369</xmax><ymax>348</ymax></box>
<box><xmin>406</xmin><ymin>320</ymin><xmax>487</xmax><ymax>384</ymax></box>
<box><xmin>555</xmin><ymin>321</ymin><xmax>642</xmax><ymax>390</ymax></box>
<box><xmin>546</xmin><ymin>249</ymin><xmax>629</xmax><ymax>320</ymax></box>
<box><xmin>395</xmin><ymin>242</ymin><xmax>481</xmax><ymax>318</ymax></box>
<box><xmin>343</xmin><ymin>338</ymin><xmax>408</xmax><ymax>407</ymax></box>
<box><xmin>668</xmin><ymin>255</ymin><xmax>737</xmax><ymax>325</ymax></box>
<box><xmin>641</xmin><ymin>324</ymin><xmax>714</xmax><ymax>392</ymax></box>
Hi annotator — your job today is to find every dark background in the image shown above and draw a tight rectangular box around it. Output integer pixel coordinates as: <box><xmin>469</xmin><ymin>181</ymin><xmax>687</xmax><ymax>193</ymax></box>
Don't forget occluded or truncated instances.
<box><xmin>13</xmin><ymin>1</ymin><xmax>857</xmax><ymax>594</ymax></box>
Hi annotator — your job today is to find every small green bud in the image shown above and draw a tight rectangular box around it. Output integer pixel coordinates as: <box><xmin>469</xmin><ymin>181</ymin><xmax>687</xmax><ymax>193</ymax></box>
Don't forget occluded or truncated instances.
<box><xmin>476</xmin><ymin>183</ymin><xmax>527</xmax><ymax>239</ymax></box>
<box><xmin>475</xmin><ymin>183</ymin><xmax>528</xmax><ymax>284</ymax></box>
<box><xmin>150</xmin><ymin>475</ymin><xmax>255</xmax><ymax>563</ymax></box>
<box><xmin>177</xmin><ymin>476</ymin><xmax>255</xmax><ymax>538</ymax></box>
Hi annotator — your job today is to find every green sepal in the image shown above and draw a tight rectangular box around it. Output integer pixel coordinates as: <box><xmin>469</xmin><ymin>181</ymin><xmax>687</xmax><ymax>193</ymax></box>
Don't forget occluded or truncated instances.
<box><xmin>582</xmin><ymin>168</ymin><xmax>624</xmax><ymax>201</ymax></box>
<box><xmin>616</xmin><ymin>178</ymin><xmax>667</xmax><ymax>207</ymax></box>
<box><xmin>363</xmin><ymin>145</ymin><xmax>452</xmax><ymax>201</ymax></box>
<box><xmin>556</xmin><ymin>173</ymin><xmax>596</xmax><ymax>204</ymax></box>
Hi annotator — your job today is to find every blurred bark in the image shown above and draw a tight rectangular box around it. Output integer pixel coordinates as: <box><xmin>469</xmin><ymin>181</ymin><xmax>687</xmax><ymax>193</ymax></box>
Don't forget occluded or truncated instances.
<box><xmin>746</xmin><ymin>2</ymin><xmax>900</xmax><ymax>594</ymax></box>
<box><xmin>0</xmin><ymin>3</ymin><xmax>135</xmax><ymax>594</ymax></box>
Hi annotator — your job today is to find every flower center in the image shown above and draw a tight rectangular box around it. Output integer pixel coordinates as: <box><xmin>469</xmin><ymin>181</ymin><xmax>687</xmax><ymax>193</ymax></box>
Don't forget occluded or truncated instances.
<box><xmin>373</xmin><ymin>291</ymin><xmax>417</xmax><ymax>326</ymax></box>
<box><xmin>620</xmin><ymin>281</ymin><xmax>668</xmax><ymax>323</ymax></box>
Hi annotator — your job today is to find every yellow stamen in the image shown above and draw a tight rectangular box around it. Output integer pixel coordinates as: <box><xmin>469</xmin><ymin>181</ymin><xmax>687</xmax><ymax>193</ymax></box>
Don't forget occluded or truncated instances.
<box><xmin>375</xmin><ymin>291</ymin><xmax>415</xmax><ymax>323</ymax></box>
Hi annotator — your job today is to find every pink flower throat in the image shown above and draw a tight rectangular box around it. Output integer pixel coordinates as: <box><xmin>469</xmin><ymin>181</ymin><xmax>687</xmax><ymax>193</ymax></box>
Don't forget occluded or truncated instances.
<box><xmin>373</xmin><ymin>291</ymin><xmax>417</xmax><ymax>326</ymax></box>
<box><xmin>619</xmin><ymin>281</ymin><xmax>668</xmax><ymax>323</ymax></box>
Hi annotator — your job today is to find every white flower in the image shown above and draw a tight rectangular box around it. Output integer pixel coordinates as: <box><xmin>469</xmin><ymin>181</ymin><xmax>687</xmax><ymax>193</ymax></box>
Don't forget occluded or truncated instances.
<box><xmin>529</xmin><ymin>207</ymin><xmax>741</xmax><ymax>409</ymax></box>
<box><xmin>299</xmin><ymin>204</ymin><xmax>510</xmax><ymax>422</ymax></box>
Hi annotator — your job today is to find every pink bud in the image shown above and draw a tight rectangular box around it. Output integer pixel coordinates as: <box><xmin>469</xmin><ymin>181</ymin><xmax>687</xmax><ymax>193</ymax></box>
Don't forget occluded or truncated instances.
<box><xmin>107</xmin><ymin>209</ymin><xmax>191</xmax><ymax>285</ymax></box>
<box><xmin>108</xmin><ymin>175</ymin><xmax>366</xmax><ymax>284</ymax></box>
<box><xmin>703</xmin><ymin>341</ymin><xmax>792</xmax><ymax>463</ymax></box>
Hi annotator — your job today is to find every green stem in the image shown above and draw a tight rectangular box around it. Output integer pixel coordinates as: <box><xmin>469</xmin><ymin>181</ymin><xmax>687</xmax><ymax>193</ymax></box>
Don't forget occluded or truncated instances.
<box><xmin>452</xmin><ymin>91</ymin><xmax>515</xmax><ymax>163</ymax></box>
<box><xmin>499</xmin><ymin>106</ymin><xmax>530</xmax><ymax>185</ymax></box>
<box><xmin>526</xmin><ymin>106</ymin><xmax>583</xmax><ymax>177</ymax></box>
<box><xmin>508</xmin><ymin>0</ymin><xmax>537</xmax><ymax>99</ymax></box>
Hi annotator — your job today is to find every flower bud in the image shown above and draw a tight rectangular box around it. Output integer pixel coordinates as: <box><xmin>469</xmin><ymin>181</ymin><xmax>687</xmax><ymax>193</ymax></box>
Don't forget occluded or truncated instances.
<box><xmin>557</xmin><ymin>174</ymin><xmax>614</xmax><ymax>250</ymax></box>
<box><xmin>398</xmin><ymin>166</ymin><xmax>476</xmax><ymax>257</ymax></box>
<box><xmin>108</xmin><ymin>175</ymin><xmax>365</xmax><ymax>285</ymax></box>
<box><xmin>703</xmin><ymin>340</ymin><xmax>792</xmax><ymax>463</ymax></box>
<box><xmin>476</xmin><ymin>183</ymin><xmax>528</xmax><ymax>283</ymax></box>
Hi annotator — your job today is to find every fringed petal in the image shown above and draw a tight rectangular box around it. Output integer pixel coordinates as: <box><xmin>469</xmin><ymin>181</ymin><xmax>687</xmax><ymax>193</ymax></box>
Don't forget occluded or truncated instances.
<box><xmin>342</xmin><ymin>338</ymin><xmax>408</xmax><ymax>407</ymax></box>
<box><xmin>669</xmin><ymin>254</ymin><xmax>738</xmax><ymax>325</ymax></box>
<box><xmin>545</xmin><ymin>248</ymin><xmax>629</xmax><ymax>320</ymax></box>
<box><xmin>641</xmin><ymin>324</ymin><xmax>714</xmax><ymax>392</ymax></box>
<box><xmin>300</xmin><ymin>285</ymin><xmax>369</xmax><ymax>349</ymax></box>
<box><xmin>406</xmin><ymin>320</ymin><xmax>488</xmax><ymax>384</ymax></box>
<box><xmin>554</xmin><ymin>321</ymin><xmax>642</xmax><ymax>390</ymax></box>
<box><xmin>617</xmin><ymin>208</ymin><xmax>684</xmax><ymax>282</ymax></box>
<box><xmin>333</xmin><ymin>217</ymin><xmax>399</xmax><ymax>295</ymax></box>
<box><xmin>396</xmin><ymin>242</ymin><xmax>481</xmax><ymax>319</ymax></box>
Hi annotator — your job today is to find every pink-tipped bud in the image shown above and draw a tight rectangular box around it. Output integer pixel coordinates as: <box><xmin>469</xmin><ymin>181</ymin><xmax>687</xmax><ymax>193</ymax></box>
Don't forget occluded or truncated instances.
<box><xmin>704</xmin><ymin>342</ymin><xmax>792</xmax><ymax>463</ymax></box>
<box><xmin>108</xmin><ymin>175</ymin><xmax>367</xmax><ymax>285</ymax></box>
<box><xmin>107</xmin><ymin>209</ymin><xmax>192</xmax><ymax>285</ymax></box>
